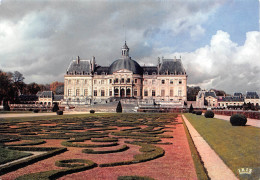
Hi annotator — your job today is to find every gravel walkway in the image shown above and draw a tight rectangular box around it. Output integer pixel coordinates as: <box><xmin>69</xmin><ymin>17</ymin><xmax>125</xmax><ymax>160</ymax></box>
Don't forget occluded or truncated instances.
<box><xmin>182</xmin><ymin>115</ymin><xmax>238</xmax><ymax>180</ymax></box>
<box><xmin>214</xmin><ymin>114</ymin><xmax>260</xmax><ymax>128</ymax></box>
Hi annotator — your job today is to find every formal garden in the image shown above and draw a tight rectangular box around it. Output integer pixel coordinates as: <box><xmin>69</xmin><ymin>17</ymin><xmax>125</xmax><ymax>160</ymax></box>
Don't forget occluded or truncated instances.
<box><xmin>0</xmin><ymin>113</ymin><xmax>200</xmax><ymax>180</ymax></box>
<box><xmin>0</xmin><ymin>112</ymin><xmax>259</xmax><ymax>180</ymax></box>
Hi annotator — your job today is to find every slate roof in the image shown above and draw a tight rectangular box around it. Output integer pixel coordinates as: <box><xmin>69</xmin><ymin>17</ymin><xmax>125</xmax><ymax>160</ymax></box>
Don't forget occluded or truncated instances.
<box><xmin>67</xmin><ymin>60</ymin><xmax>91</xmax><ymax>75</ymax></box>
<box><xmin>39</xmin><ymin>91</ymin><xmax>53</xmax><ymax>98</ymax></box>
<box><xmin>205</xmin><ymin>91</ymin><xmax>217</xmax><ymax>98</ymax></box>
<box><xmin>159</xmin><ymin>59</ymin><xmax>186</xmax><ymax>75</ymax></box>
<box><xmin>95</xmin><ymin>66</ymin><xmax>109</xmax><ymax>75</ymax></box>
<box><xmin>53</xmin><ymin>95</ymin><xmax>63</xmax><ymax>101</ymax></box>
<box><xmin>218</xmin><ymin>96</ymin><xmax>244</xmax><ymax>102</ymax></box>
<box><xmin>246</xmin><ymin>92</ymin><xmax>259</xmax><ymax>99</ymax></box>
<box><xmin>108</xmin><ymin>57</ymin><xmax>143</xmax><ymax>75</ymax></box>
<box><xmin>234</xmin><ymin>92</ymin><xmax>243</xmax><ymax>97</ymax></box>
<box><xmin>142</xmin><ymin>67</ymin><xmax>158</xmax><ymax>75</ymax></box>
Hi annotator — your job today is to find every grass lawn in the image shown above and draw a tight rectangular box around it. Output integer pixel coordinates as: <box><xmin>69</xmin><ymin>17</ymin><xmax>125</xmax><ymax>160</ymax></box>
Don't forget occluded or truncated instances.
<box><xmin>0</xmin><ymin>111</ymin><xmax>33</xmax><ymax>114</ymax></box>
<box><xmin>0</xmin><ymin>147</ymin><xmax>32</xmax><ymax>164</ymax></box>
<box><xmin>184</xmin><ymin>113</ymin><xmax>260</xmax><ymax>178</ymax></box>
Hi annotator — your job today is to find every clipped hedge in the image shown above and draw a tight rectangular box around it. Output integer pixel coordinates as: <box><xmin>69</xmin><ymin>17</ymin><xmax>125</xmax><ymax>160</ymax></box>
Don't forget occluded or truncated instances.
<box><xmin>0</xmin><ymin>147</ymin><xmax>67</xmax><ymax>175</ymax></box>
<box><xmin>99</xmin><ymin>143</ymin><xmax>164</xmax><ymax>167</ymax></box>
<box><xmin>118</xmin><ymin>176</ymin><xmax>155</xmax><ymax>180</ymax></box>
<box><xmin>17</xmin><ymin>159</ymin><xmax>96</xmax><ymax>180</ymax></box>
<box><xmin>56</xmin><ymin>110</ymin><xmax>63</xmax><ymax>115</ymax></box>
<box><xmin>61</xmin><ymin>139</ymin><xmax>119</xmax><ymax>148</ymax></box>
<box><xmin>230</xmin><ymin>114</ymin><xmax>247</xmax><ymax>126</ymax></box>
<box><xmin>196</xmin><ymin>111</ymin><xmax>202</xmax><ymax>115</ymax></box>
<box><xmin>82</xmin><ymin>145</ymin><xmax>129</xmax><ymax>154</ymax></box>
<box><xmin>204</xmin><ymin>110</ymin><xmax>214</xmax><ymax>118</ymax></box>
<box><xmin>91</xmin><ymin>137</ymin><xmax>118</xmax><ymax>142</ymax></box>
<box><xmin>5</xmin><ymin>140</ymin><xmax>46</xmax><ymax>146</ymax></box>
<box><xmin>33</xmin><ymin>109</ymin><xmax>39</xmax><ymax>113</ymax></box>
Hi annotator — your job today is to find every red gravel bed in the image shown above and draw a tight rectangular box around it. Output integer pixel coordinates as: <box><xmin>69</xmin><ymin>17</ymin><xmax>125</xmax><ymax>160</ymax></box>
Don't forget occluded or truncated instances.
<box><xmin>0</xmin><ymin>114</ymin><xmax>197</xmax><ymax>180</ymax></box>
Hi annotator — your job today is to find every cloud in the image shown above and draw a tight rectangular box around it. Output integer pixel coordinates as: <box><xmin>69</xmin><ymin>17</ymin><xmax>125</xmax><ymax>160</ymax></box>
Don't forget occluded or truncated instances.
<box><xmin>179</xmin><ymin>30</ymin><xmax>260</xmax><ymax>94</ymax></box>
<box><xmin>0</xmin><ymin>0</ymin><xmax>258</xmax><ymax>95</ymax></box>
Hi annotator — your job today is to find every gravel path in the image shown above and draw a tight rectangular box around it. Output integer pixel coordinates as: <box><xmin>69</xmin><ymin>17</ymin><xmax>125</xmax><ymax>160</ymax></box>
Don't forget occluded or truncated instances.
<box><xmin>214</xmin><ymin>114</ymin><xmax>260</xmax><ymax>128</ymax></box>
<box><xmin>183</xmin><ymin>115</ymin><xmax>238</xmax><ymax>180</ymax></box>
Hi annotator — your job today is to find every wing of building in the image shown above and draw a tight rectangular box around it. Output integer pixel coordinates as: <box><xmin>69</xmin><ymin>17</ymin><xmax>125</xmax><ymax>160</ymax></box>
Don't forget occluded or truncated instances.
<box><xmin>64</xmin><ymin>42</ymin><xmax>187</xmax><ymax>105</ymax></box>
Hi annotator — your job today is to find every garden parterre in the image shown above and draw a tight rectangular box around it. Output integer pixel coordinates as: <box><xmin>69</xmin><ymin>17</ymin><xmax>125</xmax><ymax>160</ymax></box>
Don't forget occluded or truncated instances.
<box><xmin>0</xmin><ymin>113</ymin><xmax>197</xmax><ymax>180</ymax></box>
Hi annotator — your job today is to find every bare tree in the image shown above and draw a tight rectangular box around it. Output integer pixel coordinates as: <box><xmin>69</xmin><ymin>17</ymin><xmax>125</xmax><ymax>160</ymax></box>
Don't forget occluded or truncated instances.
<box><xmin>13</xmin><ymin>71</ymin><xmax>25</xmax><ymax>83</ymax></box>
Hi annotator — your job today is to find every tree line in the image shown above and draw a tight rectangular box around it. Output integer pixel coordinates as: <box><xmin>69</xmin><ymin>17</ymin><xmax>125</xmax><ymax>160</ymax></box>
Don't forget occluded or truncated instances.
<box><xmin>0</xmin><ymin>70</ymin><xmax>63</xmax><ymax>104</ymax></box>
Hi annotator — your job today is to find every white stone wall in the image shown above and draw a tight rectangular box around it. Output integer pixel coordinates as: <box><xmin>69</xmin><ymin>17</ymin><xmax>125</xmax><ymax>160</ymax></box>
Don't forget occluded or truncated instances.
<box><xmin>64</xmin><ymin>71</ymin><xmax>187</xmax><ymax>104</ymax></box>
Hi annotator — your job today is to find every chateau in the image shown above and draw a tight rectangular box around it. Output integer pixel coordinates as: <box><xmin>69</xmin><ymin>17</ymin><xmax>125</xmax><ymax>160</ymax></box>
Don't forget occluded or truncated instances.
<box><xmin>63</xmin><ymin>42</ymin><xmax>187</xmax><ymax>105</ymax></box>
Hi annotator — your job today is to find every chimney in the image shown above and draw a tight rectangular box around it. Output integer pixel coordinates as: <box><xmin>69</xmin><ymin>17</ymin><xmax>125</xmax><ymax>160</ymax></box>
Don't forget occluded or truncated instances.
<box><xmin>91</xmin><ymin>56</ymin><xmax>95</xmax><ymax>72</ymax></box>
<box><xmin>76</xmin><ymin>56</ymin><xmax>80</xmax><ymax>64</ymax></box>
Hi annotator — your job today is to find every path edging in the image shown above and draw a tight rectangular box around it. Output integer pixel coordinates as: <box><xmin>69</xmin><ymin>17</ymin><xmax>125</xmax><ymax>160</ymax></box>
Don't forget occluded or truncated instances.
<box><xmin>182</xmin><ymin>114</ymin><xmax>238</xmax><ymax>180</ymax></box>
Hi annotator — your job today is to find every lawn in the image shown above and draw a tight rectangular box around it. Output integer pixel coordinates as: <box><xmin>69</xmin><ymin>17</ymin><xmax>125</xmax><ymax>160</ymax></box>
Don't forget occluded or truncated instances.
<box><xmin>0</xmin><ymin>147</ymin><xmax>32</xmax><ymax>164</ymax></box>
<box><xmin>0</xmin><ymin>113</ymin><xmax>198</xmax><ymax>179</ymax></box>
<box><xmin>184</xmin><ymin>113</ymin><xmax>260</xmax><ymax>178</ymax></box>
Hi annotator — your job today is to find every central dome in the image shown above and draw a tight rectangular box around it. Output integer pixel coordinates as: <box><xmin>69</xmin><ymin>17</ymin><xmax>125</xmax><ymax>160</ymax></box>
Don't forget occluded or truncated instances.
<box><xmin>108</xmin><ymin>41</ymin><xmax>143</xmax><ymax>75</ymax></box>
<box><xmin>108</xmin><ymin>57</ymin><xmax>143</xmax><ymax>74</ymax></box>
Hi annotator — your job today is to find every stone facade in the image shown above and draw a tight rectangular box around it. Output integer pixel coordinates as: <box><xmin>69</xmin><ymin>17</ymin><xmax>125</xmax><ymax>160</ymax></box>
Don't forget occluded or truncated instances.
<box><xmin>63</xmin><ymin>42</ymin><xmax>187</xmax><ymax>105</ymax></box>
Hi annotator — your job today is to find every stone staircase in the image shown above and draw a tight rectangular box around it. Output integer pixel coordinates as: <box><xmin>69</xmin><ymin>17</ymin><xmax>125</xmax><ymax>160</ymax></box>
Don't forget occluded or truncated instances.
<box><xmin>71</xmin><ymin>101</ymin><xmax>138</xmax><ymax>113</ymax></box>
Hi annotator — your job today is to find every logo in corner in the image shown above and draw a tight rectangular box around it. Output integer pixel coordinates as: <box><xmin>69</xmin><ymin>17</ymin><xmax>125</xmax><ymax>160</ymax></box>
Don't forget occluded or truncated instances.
<box><xmin>238</xmin><ymin>168</ymin><xmax>252</xmax><ymax>175</ymax></box>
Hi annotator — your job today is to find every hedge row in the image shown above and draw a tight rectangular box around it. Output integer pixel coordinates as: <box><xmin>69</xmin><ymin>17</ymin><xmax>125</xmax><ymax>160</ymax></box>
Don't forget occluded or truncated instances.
<box><xmin>99</xmin><ymin>143</ymin><xmax>164</xmax><ymax>167</ymax></box>
<box><xmin>61</xmin><ymin>139</ymin><xmax>119</xmax><ymax>148</ymax></box>
<box><xmin>118</xmin><ymin>176</ymin><xmax>155</xmax><ymax>180</ymax></box>
<box><xmin>0</xmin><ymin>147</ymin><xmax>67</xmax><ymax>175</ymax></box>
<box><xmin>82</xmin><ymin>145</ymin><xmax>129</xmax><ymax>154</ymax></box>
<box><xmin>5</xmin><ymin>140</ymin><xmax>46</xmax><ymax>146</ymax></box>
<box><xmin>91</xmin><ymin>137</ymin><xmax>118</xmax><ymax>143</ymax></box>
<box><xmin>16</xmin><ymin>159</ymin><xmax>97</xmax><ymax>180</ymax></box>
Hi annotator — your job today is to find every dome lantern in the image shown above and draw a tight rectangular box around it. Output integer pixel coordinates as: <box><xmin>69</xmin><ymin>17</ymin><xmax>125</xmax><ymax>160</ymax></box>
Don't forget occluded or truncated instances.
<box><xmin>122</xmin><ymin>41</ymin><xmax>129</xmax><ymax>57</ymax></box>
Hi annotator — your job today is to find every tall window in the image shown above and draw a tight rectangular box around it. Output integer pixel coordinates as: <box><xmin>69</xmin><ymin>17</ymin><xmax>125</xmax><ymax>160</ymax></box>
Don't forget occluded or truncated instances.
<box><xmin>94</xmin><ymin>80</ymin><xmax>97</xmax><ymax>84</ymax></box>
<box><xmin>170</xmin><ymin>89</ymin><xmax>174</xmax><ymax>96</ymax></box>
<box><xmin>170</xmin><ymin>80</ymin><xmax>173</xmax><ymax>84</ymax></box>
<box><xmin>134</xmin><ymin>89</ymin><xmax>137</xmax><ymax>96</ymax></box>
<box><xmin>68</xmin><ymin>89</ymin><xmax>72</xmax><ymax>96</ymax></box>
<box><xmin>94</xmin><ymin>90</ymin><xmax>97</xmax><ymax>96</ymax></box>
<box><xmin>161</xmin><ymin>80</ymin><xmax>165</xmax><ymax>84</ymax></box>
<box><xmin>179</xmin><ymin>79</ymin><xmax>182</xmax><ymax>84</ymax></box>
<box><xmin>101</xmin><ymin>80</ymin><xmax>104</xmax><ymax>84</ymax></box>
<box><xmin>84</xmin><ymin>89</ymin><xmax>88</xmax><ymax>96</ymax></box>
<box><xmin>109</xmin><ymin>90</ymin><xmax>112</xmax><ymax>96</ymax></box>
<box><xmin>101</xmin><ymin>90</ymin><xmax>105</xmax><ymax>96</ymax></box>
<box><xmin>115</xmin><ymin>78</ymin><xmax>119</xmax><ymax>83</ymax></box>
<box><xmin>76</xmin><ymin>89</ymin><xmax>80</xmax><ymax>96</ymax></box>
<box><xmin>144</xmin><ymin>90</ymin><xmax>148</xmax><ymax>96</ymax></box>
<box><xmin>135</xmin><ymin>79</ymin><xmax>138</xmax><ymax>83</ymax></box>
<box><xmin>144</xmin><ymin>80</ymin><xmax>148</xmax><ymax>85</ymax></box>
<box><xmin>152</xmin><ymin>90</ymin><xmax>156</xmax><ymax>96</ymax></box>
<box><xmin>114</xmin><ymin>89</ymin><xmax>119</xmax><ymax>95</ymax></box>
<box><xmin>109</xmin><ymin>79</ymin><xmax>112</xmax><ymax>84</ymax></box>
<box><xmin>126</xmin><ymin>78</ymin><xmax>130</xmax><ymax>83</ymax></box>
<box><xmin>178</xmin><ymin>89</ymin><xmax>182</xmax><ymax>96</ymax></box>
<box><xmin>126</xmin><ymin>89</ymin><xmax>131</xmax><ymax>96</ymax></box>
<box><xmin>161</xmin><ymin>89</ymin><xmax>165</xmax><ymax>96</ymax></box>
<box><xmin>121</xmin><ymin>78</ymin><xmax>124</xmax><ymax>83</ymax></box>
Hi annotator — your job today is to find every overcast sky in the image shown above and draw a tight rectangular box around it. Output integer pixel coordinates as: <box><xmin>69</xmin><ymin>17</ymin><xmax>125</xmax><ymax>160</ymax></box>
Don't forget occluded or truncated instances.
<box><xmin>0</xmin><ymin>0</ymin><xmax>259</xmax><ymax>94</ymax></box>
